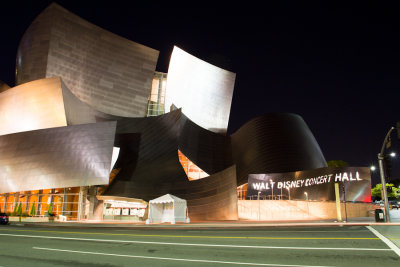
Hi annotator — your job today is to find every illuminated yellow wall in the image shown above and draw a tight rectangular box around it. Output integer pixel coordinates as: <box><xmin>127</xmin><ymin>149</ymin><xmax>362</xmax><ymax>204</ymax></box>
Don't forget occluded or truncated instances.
<box><xmin>178</xmin><ymin>150</ymin><xmax>209</xmax><ymax>181</ymax></box>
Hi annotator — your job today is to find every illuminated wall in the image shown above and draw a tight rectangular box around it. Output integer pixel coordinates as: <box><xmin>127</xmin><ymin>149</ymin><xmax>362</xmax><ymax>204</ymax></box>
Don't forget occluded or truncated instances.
<box><xmin>16</xmin><ymin>3</ymin><xmax>159</xmax><ymax>117</ymax></box>
<box><xmin>165</xmin><ymin>46</ymin><xmax>236</xmax><ymax>134</ymax></box>
<box><xmin>178</xmin><ymin>150</ymin><xmax>209</xmax><ymax>181</ymax></box>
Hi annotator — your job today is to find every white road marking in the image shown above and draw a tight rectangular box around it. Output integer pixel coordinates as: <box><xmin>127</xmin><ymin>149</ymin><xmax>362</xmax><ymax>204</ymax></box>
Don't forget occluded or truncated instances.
<box><xmin>33</xmin><ymin>246</ymin><xmax>334</xmax><ymax>267</ymax></box>
<box><xmin>0</xmin><ymin>233</ymin><xmax>391</xmax><ymax>251</ymax></box>
<box><xmin>366</xmin><ymin>226</ymin><xmax>400</xmax><ymax>257</ymax></box>
<box><xmin>187</xmin><ymin>230</ymin><xmax>370</xmax><ymax>233</ymax></box>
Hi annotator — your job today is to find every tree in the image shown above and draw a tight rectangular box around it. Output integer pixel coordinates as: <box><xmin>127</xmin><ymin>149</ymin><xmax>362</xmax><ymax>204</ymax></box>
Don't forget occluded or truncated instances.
<box><xmin>371</xmin><ymin>183</ymin><xmax>400</xmax><ymax>199</ymax></box>
<box><xmin>13</xmin><ymin>202</ymin><xmax>22</xmax><ymax>216</ymax></box>
<box><xmin>17</xmin><ymin>203</ymin><xmax>22</xmax><ymax>216</ymax></box>
<box><xmin>327</xmin><ymin>160</ymin><xmax>349</xmax><ymax>167</ymax></box>
<box><xmin>30</xmin><ymin>202</ymin><xmax>36</xmax><ymax>217</ymax></box>
<box><xmin>389</xmin><ymin>178</ymin><xmax>400</xmax><ymax>188</ymax></box>
<box><xmin>47</xmin><ymin>202</ymin><xmax>53</xmax><ymax>216</ymax></box>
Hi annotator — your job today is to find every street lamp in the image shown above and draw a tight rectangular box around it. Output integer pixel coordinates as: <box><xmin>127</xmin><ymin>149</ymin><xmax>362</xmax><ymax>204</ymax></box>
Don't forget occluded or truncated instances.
<box><xmin>370</xmin><ymin>165</ymin><xmax>376</xmax><ymax>171</ymax></box>
<box><xmin>390</xmin><ymin>152</ymin><xmax>396</xmax><ymax>158</ymax></box>
<box><xmin>304</xmin><ymin>191</ymin><xmax>308</xmax><ymax>201</ymax></box>
<box><xmin>286</xmin><ymin>187</ymin><xmax>290</xmax><ymax>200</ymax></box>
<box><xmin>378</xmin><ymin>127</ymin><xmax>396</xmax><ymax>222</ymax></box>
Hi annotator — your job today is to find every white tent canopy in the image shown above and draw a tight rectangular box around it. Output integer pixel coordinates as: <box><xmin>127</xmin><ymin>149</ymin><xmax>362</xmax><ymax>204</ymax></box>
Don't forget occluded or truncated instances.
<box><xmin>148</xmin><ymin>194</ymin><xmax>188</xmax><ymax>223</ymax></box>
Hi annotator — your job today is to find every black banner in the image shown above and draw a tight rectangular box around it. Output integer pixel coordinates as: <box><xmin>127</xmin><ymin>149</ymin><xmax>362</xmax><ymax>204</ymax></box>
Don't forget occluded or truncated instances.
<box><xmin>247</xmin><ymin>167</ymin><xmax>371</xmax><ymax>202</ymax></box>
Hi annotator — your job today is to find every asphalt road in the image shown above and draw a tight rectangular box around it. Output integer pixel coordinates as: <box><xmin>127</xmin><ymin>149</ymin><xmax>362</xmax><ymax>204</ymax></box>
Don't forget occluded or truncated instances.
<box><xmin>0</xmin><ymin>225</ymin><xmax>399</xmax><ymax>267</ymax></box>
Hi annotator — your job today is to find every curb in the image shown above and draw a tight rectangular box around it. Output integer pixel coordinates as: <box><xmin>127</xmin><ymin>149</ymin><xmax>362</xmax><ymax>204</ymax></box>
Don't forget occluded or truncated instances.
<box><xmin>6</xmin><ymin>220</ymin><xmax>400</xmax><ymax>230</ymax></box>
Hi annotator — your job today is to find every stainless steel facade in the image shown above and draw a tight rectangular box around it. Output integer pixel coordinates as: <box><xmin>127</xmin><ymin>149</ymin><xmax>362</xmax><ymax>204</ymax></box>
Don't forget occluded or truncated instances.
<box><xmin>231</xmin><ymin>113</ymin><xmax>327</xmax><ymax>185</ymax></box>
<box><xmin>0</xmin><ymin>77</ymin><xmax>68</xmax><ymax>136</ymax></box>
<box><xmin>165</xmin><ymin>46</ymin><xmax>236</xmax><ymax>134</ymax></box>
<box><xmin>103</xmin><ymin>109</ymin><xmax>238</xmax><ymax>220</ymax></box>
<box><xmin>0</xmin><ymin>3</ymin><xmax>331</xmax><ymax>221</ymax></box>
<box><xmin>16</xmin><ymin>3</ymin><xmax>159</xmax><ymax>117</ymax></box>
<box><xmin>0</xmin><ymin>121</ymin><xmax>116</xmax><ymax>194</ymax></box>
<box><xmin>0</xmin><ymin>77</ymin><xmax>106</xmax><ymax>136</ymax></box>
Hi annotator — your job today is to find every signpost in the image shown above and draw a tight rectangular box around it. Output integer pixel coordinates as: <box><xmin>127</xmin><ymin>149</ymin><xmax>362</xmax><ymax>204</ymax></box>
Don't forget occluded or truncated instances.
<box><xmin>334</xmin><ymin>183</ymin><xmax>342</xmax><ymax>222</ymax></box>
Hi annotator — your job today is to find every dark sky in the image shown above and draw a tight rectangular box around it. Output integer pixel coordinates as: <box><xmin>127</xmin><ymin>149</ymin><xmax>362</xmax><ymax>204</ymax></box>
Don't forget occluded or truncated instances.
<box><xmin>1</xmin><ymin>1</ymin><xmax>399</xmax><ymax>184</ymax></box>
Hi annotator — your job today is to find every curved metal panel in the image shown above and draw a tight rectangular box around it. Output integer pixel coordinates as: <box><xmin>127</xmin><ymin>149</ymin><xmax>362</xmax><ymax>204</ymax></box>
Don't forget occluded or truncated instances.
<box><xmin>176</xmin><ymin>165</ymin><xmax>238</xmax><ymax>221</ymax></box>
<box><xmin>103</xmin><ymin>110</ymin><xmax>238</xmax><ymax>220</ymax></box>
<box><xmin>165</xmin><ymin>46</ymin><xmax>236</xmax><ymax>134</ymax></box>
<box><xmin>0</xmin><ymin>76</ymin><xmax>107</xmax><ymax>136</ymax></box>
<box><xmin>16</xmin><ymin>3</ymin><xmax>159</xmax><ymax>117</ymax></box>
<box><xmin>231</xmin><ymin>113</ymin><xmax>327</xmax><ymax>185</ymax></box>
<box><xmin>178</xmin><ymin>112</ymin><xmax>232</xmax><ymax>175</ymax></box>
<box><xmin>0</xmin><ymin>121</ymin><xmax>116</xmax><ymax>194</ymax></box>
<box><xmin>104</xmin><ymin>110</ymin><xmax>184</xmax><ymax>200</ymax></box>
<box><xmin>0</xmin><ymin>77</ymin><xmax>67</xmax><ymax>136</ymax></box>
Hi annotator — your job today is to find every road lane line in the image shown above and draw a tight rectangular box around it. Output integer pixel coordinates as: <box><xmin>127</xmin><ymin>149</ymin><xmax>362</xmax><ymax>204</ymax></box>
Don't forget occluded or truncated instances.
<box><xmin>366</xmin><ymin>226</ymin><xmax>400</xmax><ymax>257</ymax></box>
<box><xmin>33</xmin><ymin>246</ymin><xmax>334</xmax><ymax>267</ymax></box>
<box><xmin>0</xmin><ymin>233</ymin><xmax>391</xmax><ymax>251</ymax></box>
<box><xmin>0</xmin><ymin>228</ymin><xmax>379</xmax><ymax>240</ymax></box>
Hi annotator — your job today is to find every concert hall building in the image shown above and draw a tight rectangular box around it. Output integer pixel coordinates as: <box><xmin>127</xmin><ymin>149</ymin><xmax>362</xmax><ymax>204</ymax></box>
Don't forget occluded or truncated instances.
<box><xmin>2</xmin><ymin>3</ymin><xmax>362</xmax><ymax>222</ymax></box>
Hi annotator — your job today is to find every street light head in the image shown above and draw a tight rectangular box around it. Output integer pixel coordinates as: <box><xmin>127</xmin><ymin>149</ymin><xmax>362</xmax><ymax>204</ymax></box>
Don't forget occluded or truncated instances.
<box><xmin>370</xmin><ymin>166</ymin><xmax>376</xmax><ymax>171</ymax></box>
<box><xmin>390</xmin><ymin>152</ymin><xmax>396</xmax><ymax>158</ymax></box>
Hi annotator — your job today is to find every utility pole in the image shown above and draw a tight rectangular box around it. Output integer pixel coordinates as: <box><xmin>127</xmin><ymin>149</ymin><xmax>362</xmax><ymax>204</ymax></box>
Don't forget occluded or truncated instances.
<box><xmin>378</xmin><ymin>127</ymin><xmax>395</xmax><ymax>222</ymax></box>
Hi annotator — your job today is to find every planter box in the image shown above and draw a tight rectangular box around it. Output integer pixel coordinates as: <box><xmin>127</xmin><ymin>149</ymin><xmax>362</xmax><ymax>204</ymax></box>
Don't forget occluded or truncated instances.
<box><xmin>9</xmin><ymin>216</ymin><xmax>53</xmax><ymax>222</ymax></box>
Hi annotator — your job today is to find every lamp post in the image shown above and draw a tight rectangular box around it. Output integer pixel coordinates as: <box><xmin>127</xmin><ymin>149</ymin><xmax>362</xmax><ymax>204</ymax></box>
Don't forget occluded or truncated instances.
<box><xmin>287</xmin><ymin>187</ymin><xmax>290</xmax><ymax>200</ymax></box>
<box><xmin>342</xmin><ymin>183</ymin><xmax>348</xmax><ymax>222</ymax></box>
<box><xmin>378</xmin><ymin>126</ymin><xmax>395</xmax><ymax>222</ymax></box>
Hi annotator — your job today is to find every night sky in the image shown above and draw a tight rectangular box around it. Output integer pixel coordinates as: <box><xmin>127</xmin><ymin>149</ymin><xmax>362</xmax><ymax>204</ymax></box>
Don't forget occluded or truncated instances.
<box><xmin>1</xmin><ymin>1</ymin><xmax>399</xmax><ymax>184</ymax></box>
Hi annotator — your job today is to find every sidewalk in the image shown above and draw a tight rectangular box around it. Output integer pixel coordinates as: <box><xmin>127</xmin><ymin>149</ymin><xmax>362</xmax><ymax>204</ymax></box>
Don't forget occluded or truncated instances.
<box><xmin>8</xmin><ymin>217</ymin><xmax>400</xmax><ymax>229</ymax></box>
<box><xmin>8</xmin><ymin>209</ymin><xmax>400</xmax><ymax>229</ymax></box>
